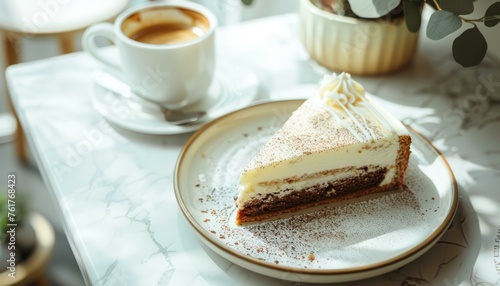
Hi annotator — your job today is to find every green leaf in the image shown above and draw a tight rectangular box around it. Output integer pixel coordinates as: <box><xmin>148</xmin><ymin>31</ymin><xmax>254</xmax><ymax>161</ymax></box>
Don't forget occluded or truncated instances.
<box><xmin>348</xmin><ymin>0</ymin><xmax>401</xmax><ymax>18</ymax></box>
<box><xmin>440</xmin><ymin>0</ymin><xmax>474</xmax><ymax>15</ymax></box>
<box><xmin>452</xmin><ymin>26</ymin><xmax>487</xmax><ymax>67</ymax></box>
<box><xmin>485</xmin><ymin>2</ymin><xmax>500</xmax><ymax>27</ymax></box>
<box><xmin>426</xmin><ymin>10</ymin><xmax>462</xmax><ymax>40</ymax></box>
<box><xmin>241</xmin><ymin>0</ymin><xmax>253</xmax><ymax>6</ymax></box>
<box><xmin>403</xmin><ymin>0</ymin><xmax>422</xmax><ymax>32</ymax></box>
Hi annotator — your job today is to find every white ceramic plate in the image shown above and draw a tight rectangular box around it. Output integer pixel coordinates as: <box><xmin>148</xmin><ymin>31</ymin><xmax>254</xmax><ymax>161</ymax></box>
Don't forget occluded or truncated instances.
<box><xmin>90</xmin><ymin>61</ymin><xmax>259</xmax><ymax>135</ymax></box>
<box><xmin>174</xmin><ymin>100</ymin><xmax>458</xmax><ymax>283</ymax></box>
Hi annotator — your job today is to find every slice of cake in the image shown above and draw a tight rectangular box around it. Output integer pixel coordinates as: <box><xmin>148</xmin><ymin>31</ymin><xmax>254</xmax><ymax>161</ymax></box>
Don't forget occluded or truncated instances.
<box><xmin>235</xmin><ymin>72</ymin><xmax>411</xmax><ymax>225</ymax></box>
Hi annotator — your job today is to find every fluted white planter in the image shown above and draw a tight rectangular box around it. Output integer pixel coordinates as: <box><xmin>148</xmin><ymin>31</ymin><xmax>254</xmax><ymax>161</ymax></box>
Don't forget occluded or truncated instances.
<box><xmin>300</xmin><ymin>0</ymin><xmax>419</xmax><ymax>75</ymax></box>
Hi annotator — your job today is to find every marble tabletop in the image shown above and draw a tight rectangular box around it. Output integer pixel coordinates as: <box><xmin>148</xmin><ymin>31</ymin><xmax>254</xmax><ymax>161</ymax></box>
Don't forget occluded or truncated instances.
<box><xmin>7</xmin><ymin>13</ymin><xmax>500</xmax><ymax>286</ymax></box>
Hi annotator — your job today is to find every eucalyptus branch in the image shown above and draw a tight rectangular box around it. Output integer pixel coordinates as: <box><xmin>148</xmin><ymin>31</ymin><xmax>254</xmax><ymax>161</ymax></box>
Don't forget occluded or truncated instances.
<box><xmin>244</xmin><ymin>0</ymin><xmax>499</xmax><ymax>67</ymax></box>
<box><xmin>460</xmin><ymin>15</ymin><xmax>500</xmax><ymax>23</ymax></box>
<box><xmin>432</xmin><ymin>0</ymin><xmax>442</xmax><ymax>11</ymax></box>
<box><xmin>460</xmin><ymin>16</ymin><xmax>483</xmax><ymax>23</ymax></box>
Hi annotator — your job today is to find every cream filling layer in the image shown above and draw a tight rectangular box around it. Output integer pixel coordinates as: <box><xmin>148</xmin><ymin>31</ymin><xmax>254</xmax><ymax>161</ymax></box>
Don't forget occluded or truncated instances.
<box><xmin>237</xmin><ymin>134</ymin><xmax>400</xmax><ymax>208</ymax></box>
<box><xmin>237</xmin><ymin>165</ymin><xmax>397</xmax><ymax>206</ymax></box>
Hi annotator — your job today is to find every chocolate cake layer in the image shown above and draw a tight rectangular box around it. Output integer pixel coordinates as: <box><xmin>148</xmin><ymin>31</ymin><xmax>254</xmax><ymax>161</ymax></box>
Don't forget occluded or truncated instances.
<box><xmin>237</xmin><ymin>167</ymin><xmax>389</xmax><ymax>223</ymax></box>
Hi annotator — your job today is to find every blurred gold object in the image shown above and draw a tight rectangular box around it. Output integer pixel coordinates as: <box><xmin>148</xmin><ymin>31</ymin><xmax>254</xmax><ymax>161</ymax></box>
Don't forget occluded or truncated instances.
<box><xmin>0</xmin><ymin>213</ymin><xmax>55</xmax><ymax>286</ymax></box>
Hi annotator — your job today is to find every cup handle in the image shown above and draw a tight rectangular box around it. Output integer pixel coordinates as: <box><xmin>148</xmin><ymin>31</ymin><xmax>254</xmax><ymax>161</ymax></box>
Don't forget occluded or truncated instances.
<box><xmin>82</xmin><ymin>23</ymin><xmax>121</xmax><ymax>70</ymax></box>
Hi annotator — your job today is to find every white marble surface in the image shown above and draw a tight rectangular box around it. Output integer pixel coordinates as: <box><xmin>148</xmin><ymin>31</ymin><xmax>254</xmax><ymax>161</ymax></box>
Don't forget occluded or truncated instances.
<box><xmin>6</xmin><ymin>14</ymin><xmax>500</xmax><ymax>286</ymax></box>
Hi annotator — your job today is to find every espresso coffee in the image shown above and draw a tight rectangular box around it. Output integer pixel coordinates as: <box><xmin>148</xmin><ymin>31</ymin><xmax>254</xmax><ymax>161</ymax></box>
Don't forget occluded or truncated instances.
<box><xmin>130</xmin><ymin>23</ymin><xmax>204</xmax><ymax>45</ymax></box>
<box><xmin>123</xmin><ymin>8</ymin><xmax>209</xmax><ymax>45</ymax></box>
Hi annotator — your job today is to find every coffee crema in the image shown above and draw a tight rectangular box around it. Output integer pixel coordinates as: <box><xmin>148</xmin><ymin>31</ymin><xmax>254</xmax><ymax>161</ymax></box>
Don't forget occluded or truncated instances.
<box><xmin>130</xmin><ymin>23</ymin><xmax>205</xmax><ymax>45</ymax></box>
<box><xmin>123</xmin><ymin>8</ymin><xmax>209</xmax><ymax>45</ymax></box>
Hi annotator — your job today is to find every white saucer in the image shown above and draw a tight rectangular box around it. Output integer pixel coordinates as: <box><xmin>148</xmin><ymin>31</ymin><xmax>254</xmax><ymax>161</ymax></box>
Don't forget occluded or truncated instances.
<box><xmin>90</xmin><ymin>61</ymin><xmax>259</xmax><ymax>135</ymax></box>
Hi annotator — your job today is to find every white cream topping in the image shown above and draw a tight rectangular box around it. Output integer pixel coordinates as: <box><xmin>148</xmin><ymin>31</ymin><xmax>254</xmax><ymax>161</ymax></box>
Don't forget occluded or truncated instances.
<box><xmin>318</xmin><ymin>72</ymin><xmax>391</xmax><ymax>142</ymax></box>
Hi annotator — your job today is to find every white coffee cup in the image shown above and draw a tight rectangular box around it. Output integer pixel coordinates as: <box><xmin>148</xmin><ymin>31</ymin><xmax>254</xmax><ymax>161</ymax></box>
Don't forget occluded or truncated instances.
<box><xmin>82</xmin><ymin>1</ymin><xmax>217</xmax><ymax>109</ymax></box>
